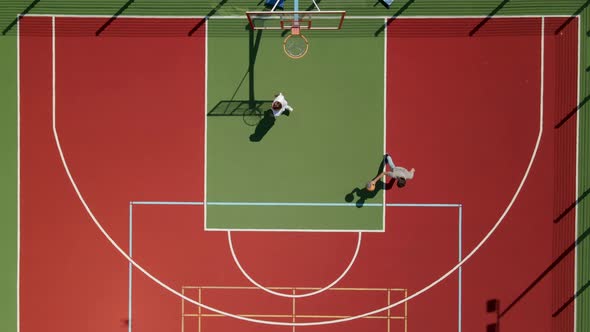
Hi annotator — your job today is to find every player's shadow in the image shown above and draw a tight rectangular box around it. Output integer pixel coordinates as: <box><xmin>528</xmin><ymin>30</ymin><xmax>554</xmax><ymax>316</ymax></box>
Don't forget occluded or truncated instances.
<box><xmin>249</xmin><ymin>109</ymin><xmax>276</xmax><ymax>142</ymax></box>
<box><xmin>345</xmin><ymin>156</ymin><xmax>394</xmax><ymax>208</ymax></box>
<box><xmin>345</xmin><ymin>178</ymin><xmax>395</xmax><ymax>208</ymax></box>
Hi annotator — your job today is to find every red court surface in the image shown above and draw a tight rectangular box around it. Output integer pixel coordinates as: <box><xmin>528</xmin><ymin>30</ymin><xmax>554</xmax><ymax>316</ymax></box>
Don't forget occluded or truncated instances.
<box><xmin>20</xmin><ymin>16</ymin><xmax>578</xmax><ymax>332</ymax></box>
<box><xmin>386</xmin><ymin>17</ymin><xmax>578</xmax><ymax>331</ymax></box>
<box><xmin>132</xmin><ymin>205</ymin><xmax>459</xmax><ymax>332</ymax></box>
<box><xmin>20</xmin><ymin>16</ymin><xmax>206</xmax><ymax>332</ymax></box>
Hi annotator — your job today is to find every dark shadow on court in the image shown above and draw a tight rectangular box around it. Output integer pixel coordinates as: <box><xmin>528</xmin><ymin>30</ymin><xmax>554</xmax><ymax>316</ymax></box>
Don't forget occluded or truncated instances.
<box><xmin>2</xmin><ymin>0</ymin><xmax>41</xmax><ymax>36</ymax></box>
<box><xmin>248</xmin><ymin>27</ymin><xmax>264</xmax><ymax>110</ymax></box>
<box><xmin>374</xmin><ymin>0</ymin><xmax>415</xmax><ymax>36</ymax></box>
<box><xmin>492</xmin><ymin>223</ymin><xmax>590</xmax><ymax>321</ymax></box>
<box><xmin>95</xmin><ymin>0</ymin><xmax>135</xmax><ymax>36</ymax></box>
<box><xmin>553</xmin><ymin>279</ymin><xmax>590</xmax><ymax>317</ymax></box>
<box><xmin>249</xmin><ymin>110</ymin><xmax>276</xmax><ymax>142</ymax></box>
<box><xmin>553</xmin><ymin>187</ymin><xmax>590</xmax><ymax>223</ymax></box>
<box><xmin>485</xmin><ymin>299</ymin><xmax>500</xmax><ymax>332</ymax></box>
<box><xmin>375</xmin><ymin>0</ymin><xmax>394</xmax><ymax>9</ymax></box>
<box><xmin>345</xmin><ymin>156</ymin><xmax>395</xmax><ymax>208</ymax></box>
<box><xmin>345</xmin><ymin>179</ymin><xmax>394</xmax><ymax>208</ymax></box>
<box><xmin>208</xmin><ymin>100</ymin><xmax>273</xmax><ymax>126</ymax></box>
<box><xmin>554</xmin><ymin>0</ymin><xmax>590</xmax><ymax>35</ymax></box>
<box><xmin>554</xmin><ymin>95</ymin><xmax>589</xmax><ymax>129</ymax></box>
<box><xmin>208</xmin><ymin>100</ymin><xmax>273</xmax><ymax>117</ymax></box>
<box><xmin>305</xmin><ymin>0</ymin><xmax>321</xmax><ymax>11</ymax></box>
<box><xmin>206</xmin><ymin>25</ymin><xmax>261</xmax><ymax>123</ymax></box>
<box><xmin>469</xmin><ymin>0</ymin><xmax>510</xmax><ymax>36</ymax></box>
<box><xmin>207</xmin><ymin>26</ymin><xmax>266</xmax><ymax>133</ymax></box>
<box><xmin>188</xmin><ymin>0</ymin><xmax>228</xmax><ymax>36</ymax></box>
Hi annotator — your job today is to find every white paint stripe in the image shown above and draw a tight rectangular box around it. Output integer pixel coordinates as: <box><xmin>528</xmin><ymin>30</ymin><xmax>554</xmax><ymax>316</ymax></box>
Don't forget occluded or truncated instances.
<box><xmin>383</xmin><ymin>16</ymin><xmax>387</xmax><ymax>232</ymax></box>
<box><xmin>204</xmin><ymin>18</ymin><xmax>208</xmax><ymax>231</ymax></box>
<box><xmin>458</xmin><ymin>206</ymin><xmax>463</xmax><ymax>332</ymax></box>
<box><xmin>54</xmin><ymin>99</ymin><xmax>542</xmax><ymax>327</ymax></box>
<box><xmin>128</xmin><ymin>204</ymin><xmax>133</xmax><ymax>332</ymax></box>
<box><xmin>23</xmin><ymin>14</ymin><xmax>219</xmax><ymax>19</ymax></box>
<box><xmin>228</xmin><ymin>231</ymin><xmax>362</xmax><ymax>298</ymax></box>
<box><xmin>16</xmin><ymin>14</ymin><xmax>21</xmax><ymax>332</ymax></box>
<box><xmin>208</xmin><ymin>228</ymin><xmax>384</xmax><ymax>233</ymax></box>
<box><xmin>271</xmin><ymin>0</ymin><xmax>281</xmax><ymax>12</ymax></box>
<box><xmin>22</xmin><ymin>13</ymin><xmax>577</xmax><ymax>19</ymax></box>
<box><xmin>52</xmin><ymin>17</ymin><xmax>544</xmax><ymax>327</ymax></box>
<box><xmin>390</xmin><ymin>203</ymin><xmax>462</xmax><ymax>207</ymax></box>
<box><xmin>573</xmin><ymin>14</ymin><xmax>580</xmax><ymax>332</ymax></box>
<box><xmin>342</xmin><ymin>15</ymin><xmax>575</xmax><ymax>19</ymax></box>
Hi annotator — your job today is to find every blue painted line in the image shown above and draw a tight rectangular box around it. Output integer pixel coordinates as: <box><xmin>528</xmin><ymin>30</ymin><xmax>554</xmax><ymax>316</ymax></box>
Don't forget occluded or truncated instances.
<box><xmin>130</xmin><ymin>201</ymin><xmax>461</xmax><ymax>208</ymax></box>
<box><xmin>131</xmin><ymin>201</ymin><xmax>205</xmax><ymax>206</ymax></box>
<box><xmin>387</xmin><ymin>203</ymin><xmax>462</xmax><ymax>208</ymax></box>
<box><xmin>207</xmin><ymin>202</ymin><xmax>382</xmax><ymax>207</ymax></box>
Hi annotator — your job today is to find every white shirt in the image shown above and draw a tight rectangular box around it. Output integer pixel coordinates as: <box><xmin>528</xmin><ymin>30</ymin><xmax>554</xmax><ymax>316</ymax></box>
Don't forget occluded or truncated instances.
<box><xmin>272</xmin><ymin>93</ymin><xmax>289</xmax><ymax>116</ymax></box>
<box><xmin>387</xmin><ymin>167</ymin><xmax>414</xmax><ymax>180</ymax></box>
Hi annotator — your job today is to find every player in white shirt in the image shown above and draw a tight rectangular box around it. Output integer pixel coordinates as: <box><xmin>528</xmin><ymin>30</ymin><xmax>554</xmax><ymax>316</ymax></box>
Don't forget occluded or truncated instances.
<box><xmin>367</xmin><ymin>153</ymin><xmax>415</xmax><ymax>191</ymax></box>
<box><xmin>271</xmin><ymin>92</ymin><xmax>294</xmax><ymax>117</ymax></box>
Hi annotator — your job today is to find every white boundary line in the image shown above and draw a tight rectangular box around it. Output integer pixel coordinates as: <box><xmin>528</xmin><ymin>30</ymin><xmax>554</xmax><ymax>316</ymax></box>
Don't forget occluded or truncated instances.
<box><xmin>335</xmin><ymin>15</ymin><xmax>574</xmax><ymax>19</ymax></box>
<box><xmin>21</xmin><ymin>13</ymin><xmax>576</xmax><ymax>19</ymax></box>
<box><xmin>128</xmin><ymin>203</ymin><xmax>133</xmax><ymax>332</ymax></box>
<box><xmin>204</xmin><ymin>18</ymin><xmax>208</xmax><ymax>234</ymax></box>
<box><xmin>383</xmin><ymin>16</ymin><xmax>387</xmax><ymax>232</ymax></box>
<box><xmin>50</xmin><ymin>14</ymin><xmax>545</xmax><ymax>327</ymax></box>
<box><xmin>227</xmin><ymin>231</ymin><xmax>362</xmax><ymax>298</ymax></box>
<box><xmin>210</xmin><ymin>228</ymin><xmax>382</xmax><ymax>233</ymax></box>
<box><xmin>458</xmin><ymin>205</ymin><xmax>462</xmax><ymax>332</ymax></box>
<box><xmin>16</xmin><ymin>15</ymin><xmax>21</xmax><ymax>332</ymax></box>
<box><xmin>573</xmin><ymin>14</ymin><xmax>580</xmax><ymax>332</ymax></box>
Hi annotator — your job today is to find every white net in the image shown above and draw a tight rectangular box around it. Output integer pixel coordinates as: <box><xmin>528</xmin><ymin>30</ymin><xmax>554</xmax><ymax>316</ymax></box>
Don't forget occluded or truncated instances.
<box><xmin>283</xmin><ymin>34</ymin><xmax>309</xmax><ymax>59</ymax></box>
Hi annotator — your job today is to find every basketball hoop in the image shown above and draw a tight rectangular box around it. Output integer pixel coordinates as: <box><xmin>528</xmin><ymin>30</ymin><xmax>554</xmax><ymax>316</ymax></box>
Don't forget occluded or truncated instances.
<box><xmin>245</xmin><ymin>9</ymin><xmax>345</xmax><ymax>59</ymax></box>
<box><xmin>283</xmin><ymin>32</ymin><xmax>308</xmax><ymax>59</ymax></box>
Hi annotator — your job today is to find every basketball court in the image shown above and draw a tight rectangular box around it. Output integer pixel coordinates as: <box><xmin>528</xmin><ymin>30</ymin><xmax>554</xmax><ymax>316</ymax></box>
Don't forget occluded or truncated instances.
<box><xmin>13</xmin><ymin>2</ymin><xmax>583</xmax><ymax>332</ymax></box>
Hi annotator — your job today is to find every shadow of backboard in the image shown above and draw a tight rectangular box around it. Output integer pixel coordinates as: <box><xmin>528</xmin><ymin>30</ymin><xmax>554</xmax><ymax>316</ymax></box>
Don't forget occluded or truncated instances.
<box><xmin>208</xmin><ymin>100</ymin><xmax>273</xmax><ymax>126</ymax></box>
